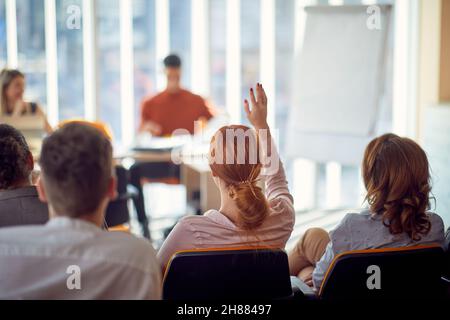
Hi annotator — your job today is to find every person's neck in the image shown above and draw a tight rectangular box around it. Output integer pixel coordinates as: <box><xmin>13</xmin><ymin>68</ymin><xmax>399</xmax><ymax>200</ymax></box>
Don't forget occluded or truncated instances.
<box><xmin>218</xmin><ymin>192</ymin><xmax>240</xmax><ymax>225</ymax></box>
<box><xmin>4</xmin><ymin>178</ymin><xmax>32</xmax><ymax>190</ymax></box>
<box><xmin>49</xmin><ymin>207</ymin><xmax>105</xmax><ymax>228</ymax></box>
<box><xmin>166</xmin><ymin>85</ymin><xmax>182</xmax><ymax>94</ymax></box>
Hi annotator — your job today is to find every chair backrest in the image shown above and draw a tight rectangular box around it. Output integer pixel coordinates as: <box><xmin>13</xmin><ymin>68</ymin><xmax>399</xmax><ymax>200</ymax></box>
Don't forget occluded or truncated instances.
<box><xmin>319</xmin><ymin>245</ymin><xmax>445</xmax><ymax>300</ymax></box>
<box><xmin>445</xmin><ymin>243</ymin><xmax>450</xmax><ymax>280</ymax></box>
<box><xmin>445</xmin><ymin>230</ymin><xmax>450</xmax><ymax>278</ymax></box>
<box><xmin>163</xmin><ymin>248</ymin><xmax>293</xmax><ymax>300</ymax></box>
<box><xmin>105</xmin><ymin>165</ymin><xmax>130</xmax><ymax>228</ymax></box>
<box><xmin>114</xmin><ymin>165</ymin><xmax>128</xmax><ymax>195</ymax></box>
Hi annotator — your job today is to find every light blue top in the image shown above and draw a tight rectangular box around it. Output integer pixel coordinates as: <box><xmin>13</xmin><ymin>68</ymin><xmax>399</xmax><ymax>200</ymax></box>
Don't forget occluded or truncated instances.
<box><xmin>312</xmin><ymin>209</ymin><xmax>446</xmax><ymax>290</ymax></box>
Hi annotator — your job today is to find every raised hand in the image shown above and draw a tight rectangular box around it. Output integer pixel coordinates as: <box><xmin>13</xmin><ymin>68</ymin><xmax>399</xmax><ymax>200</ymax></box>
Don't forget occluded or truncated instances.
<box><xmin>244</xmin><ymin>83</ymin><xmax>268</xmax><ymax>130</ymax></box>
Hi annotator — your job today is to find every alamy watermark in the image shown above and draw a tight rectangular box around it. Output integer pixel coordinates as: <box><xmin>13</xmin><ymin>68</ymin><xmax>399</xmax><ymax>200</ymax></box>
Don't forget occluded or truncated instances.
<box><xmin>366</xmin><ymin>5</ymin><xmax>382</xmax><ymax>31</ymax></box>
<box><xmin>66</xmin><ymin>5</ymin><xmax>81</xmax><ymax>30</ymax></box>
<box><xmin>366</xmin><ymin>264</ymin><xmax>381</xmax><ymax>290</ymax></box>
<box><xmin>66</xmin><ymin>265</ymin><xmax>81</xmax><ymax>290</ymax></box>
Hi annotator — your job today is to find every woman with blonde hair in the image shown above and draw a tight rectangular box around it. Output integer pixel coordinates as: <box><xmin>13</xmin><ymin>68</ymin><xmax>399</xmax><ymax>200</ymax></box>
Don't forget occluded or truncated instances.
<box><xmin>0</xmin><ymin>69</ymin><xmax>52</xmax><ymax>133</ymax></box>
<box><xmin>157</xmin><ymin>84</ymin><xmax>295</xmax><ymax>267</ymax></box>
<box><xmin>289</xmin><ymin>133</ymin><xmax>446</xmax><ymax>290</ymax></box>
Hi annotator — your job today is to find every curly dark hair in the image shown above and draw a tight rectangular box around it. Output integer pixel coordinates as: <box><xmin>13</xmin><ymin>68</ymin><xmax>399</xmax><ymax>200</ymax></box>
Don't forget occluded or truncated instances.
<box><xmin>0</xmin><ymin>124</ymin><xmax>32</xmax><ymax>190</ymax></box>
<box><xmin>363</xmin><ymin>133</ymin><xmax>432</xmax><ymax>241</ymax></box>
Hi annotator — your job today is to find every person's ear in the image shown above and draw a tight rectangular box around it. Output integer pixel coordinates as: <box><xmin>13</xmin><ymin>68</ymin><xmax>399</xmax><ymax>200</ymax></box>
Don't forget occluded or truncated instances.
<box><xmin>107</xmin><ymin>176</ymin><xmax>118</xmax><ymax>201</ymax></box>
<box><xmin>212</xmin><ymin>175</ymin><xmax>222</xmax><ymax>188</ymax></box>
<box><xmin>36</xmin><ymin>177</ymin><xmax>48</xmax><ymax>203</ymax></box>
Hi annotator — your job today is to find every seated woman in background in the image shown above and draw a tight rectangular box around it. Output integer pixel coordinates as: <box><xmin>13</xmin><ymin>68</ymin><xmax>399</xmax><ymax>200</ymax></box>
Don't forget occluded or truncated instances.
<box><xmin>289</xmin><ymin>133</ymin><xmax>445</xmax><ymax>291</ymax></box>
<box><xmin>0</xmin><ymin>124</ymin><xmax>49</xmax><ymax>227</ymax></box>
<box><xmin>0</xmin><ymin>69</ymin><xmax>52</xmax><ymax>133</ymax></box>
<box><xmin>157</xmin><ymin>83</ymin><xmax>295</xmax><ymax>268</ymax></box>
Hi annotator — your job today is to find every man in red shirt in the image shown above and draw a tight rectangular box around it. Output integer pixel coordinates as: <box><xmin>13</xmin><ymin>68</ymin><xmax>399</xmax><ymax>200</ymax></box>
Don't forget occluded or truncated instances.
<box><xmin>131</xmin><ymin>55</ymin><xmax>214</xmax><ymax>239</ymax></box>
<box><xmin>139</xmin><ymin>54</ymin><xmax>214</xmax><ymax>136</ymax></box>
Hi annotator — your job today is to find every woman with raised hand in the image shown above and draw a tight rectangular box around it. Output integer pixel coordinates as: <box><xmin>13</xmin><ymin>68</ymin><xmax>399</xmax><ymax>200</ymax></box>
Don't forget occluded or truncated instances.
<box><xmin>158</xmin><ymin>83</ymin><xmax>295</xmax><ymax>268</ymax></box>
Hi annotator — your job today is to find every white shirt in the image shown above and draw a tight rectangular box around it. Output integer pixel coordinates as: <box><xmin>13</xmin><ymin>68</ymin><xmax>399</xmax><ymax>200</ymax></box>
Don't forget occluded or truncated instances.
<box><xmin>0</xmin><ymin>217</ymin><xmax>161</xmax><ymax>300</ymax></box>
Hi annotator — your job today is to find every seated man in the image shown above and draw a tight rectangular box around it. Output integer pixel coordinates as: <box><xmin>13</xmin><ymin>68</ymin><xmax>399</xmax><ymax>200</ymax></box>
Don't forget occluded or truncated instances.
<box><xmin>0</xmin><ymin>123</ymin><xmax>161</xmax><ymax>299</ymax></box>
<box><xmin>0</xmin><ymin>124</ymin><xmax>48</xmax><ymax>227</ymax></box>
<box><xmin>132</xmin><ymin>54</ymin><xmax>215</xmax><ymax>239</ymax></box>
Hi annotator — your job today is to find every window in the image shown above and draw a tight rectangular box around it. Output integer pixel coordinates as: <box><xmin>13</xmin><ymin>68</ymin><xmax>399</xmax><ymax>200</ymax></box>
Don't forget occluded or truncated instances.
<box><xmin>56</xmin><ymin>0</ymin><xmax>84</xmax><ymax>120</ymax></box>
<box><xmin>209</xmin><ymin>0</ymin><xmax>226</xmax><ymax>110</ymax></box>
<box><xmin>0</xmin><ymin>0</ymin><xmax>6</xmax><ymax>66</ymax></box>
<box><xmin>97</xmin><ymin>0</ymin><xmax>122</xmax><ymax>142</ymax></box>
<box><xmin>240</xmin><ymin>0</ymin><xmax>260</xmax><ymax>125</ymax></box>
<box><xmin>169</xmin><ymin>0</ymin><xmax>191</xmax><ymax>89</ymax></box>
<box><xmin>275</xmin><ymin>0</ymin><xmax>295</xmax><ymax>155</ymax></box>
<box><xmin>133</xmin><ymin>0</ymin><xmax>156</xmax><ymax>130</ymax></box>
<box><xmin>16</xmin><ymin>0</ymin><xmax>47</xmax><ymax>109</ymax></box>
<box><xmin>341</xmin><ymin>165</ymin><xmax>363</xmax><ymax>207</ymax></box>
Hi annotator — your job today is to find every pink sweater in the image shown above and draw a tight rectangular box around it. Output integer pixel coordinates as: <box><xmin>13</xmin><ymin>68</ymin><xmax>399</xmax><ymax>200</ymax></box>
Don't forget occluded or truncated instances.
<box><xmin>157</xmin><ymin>160</ymin><xmax>295</xmax><ymax>268</ymax></box>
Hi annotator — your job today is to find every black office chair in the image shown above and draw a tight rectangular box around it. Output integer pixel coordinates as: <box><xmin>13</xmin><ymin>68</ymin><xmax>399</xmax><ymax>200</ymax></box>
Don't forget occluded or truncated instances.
<box><xmin>315</xmin><ymin>245</ymin><xmax>445</xmax><ymax>300</ymax></box>
<box><xmin>445</xmin><ymin>227</ymin><xmax>450</xmax><ymax>274</ymax></box>
<box><xmin>163</xmin><ymin>248</ymin><xmax>301</xmax><ymax>300</ymax></box>
<box><xmin>443</xmin><ymin>233</ymin><xmax>450</xmax><ymax>298</ymax></box>
<box><xmin>105</xmin><ymin>165</ymin><xmax>137</xmax><ymax>229</ymax></box>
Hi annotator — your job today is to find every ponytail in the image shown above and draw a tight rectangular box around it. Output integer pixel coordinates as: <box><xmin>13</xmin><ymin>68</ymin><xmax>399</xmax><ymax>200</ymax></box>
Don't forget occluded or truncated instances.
<box><xmin>229</xmin><ymin>181</ymin><xmax>269</xmax><ymax>230</ymax></box>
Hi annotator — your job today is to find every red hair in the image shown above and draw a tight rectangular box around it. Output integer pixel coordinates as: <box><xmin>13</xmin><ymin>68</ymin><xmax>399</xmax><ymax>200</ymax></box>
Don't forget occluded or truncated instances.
<box><xmin>209</xmin><ymin>125</ymin><xmax>269</xmax><ymax>230</ymax></box>
<box><xmin>363</xmin><ymin>133</ymin><xmax>432</xmax><ymax>241</ymax></box>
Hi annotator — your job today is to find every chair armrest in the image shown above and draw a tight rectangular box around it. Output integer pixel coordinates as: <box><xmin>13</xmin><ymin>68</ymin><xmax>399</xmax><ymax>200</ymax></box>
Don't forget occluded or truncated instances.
<box><xmin>290</xmin><ymin>276</ymin><xmax>318</xmax><ymax>300</ymax></box>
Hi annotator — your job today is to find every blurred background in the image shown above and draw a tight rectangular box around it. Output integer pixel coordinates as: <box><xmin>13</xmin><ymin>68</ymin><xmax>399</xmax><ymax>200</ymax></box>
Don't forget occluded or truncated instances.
<box><xmin>0</xmin><ymin>0</ymin><xmax>448</xmax><ymax>248</ymax></box>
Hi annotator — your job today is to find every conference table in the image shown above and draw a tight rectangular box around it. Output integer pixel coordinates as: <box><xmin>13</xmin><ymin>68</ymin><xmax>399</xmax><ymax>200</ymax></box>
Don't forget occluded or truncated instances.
<box><xmin>114</xmin><ymin>137</ymin><xmax>221</xmax><ymax>215</ymax></box>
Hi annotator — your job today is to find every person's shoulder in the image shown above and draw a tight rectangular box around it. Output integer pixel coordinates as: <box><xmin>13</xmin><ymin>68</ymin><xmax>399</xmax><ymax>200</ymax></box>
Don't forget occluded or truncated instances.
<box><xmin>102</xmin><ymin>232</ymin><xmax>159</xmax><ymax>270</ymax></box>
<box><xmin>106</xmin><ymin>231</ymin><xmax>156</xmax><ymax>253</ymax></box>
<box><xmin>344</xmin><ymin>210</ymin><xmax>372</xmax><ymax>223</ymax></box>
<box><xmin>335</xmin><ymin>211</ymin><xmax>358</xmax><ymax>228</ymax></box>
<box><xmin>182</xmin><ymin>89</ymin><xmax>204</xmax><ymax>102</ymax></box>
<box><xmin>179</xmin><ymin>214</ymin><xmax>203</xmax><ymax>223</ymax></box>
<box><xmin>426</xmin><ymin>212</ymin><xmax>445</xmax><ymax>231</ymax></box>
<box><xmin>330</xmin><ymin>210</ymin><xmax>370</xmax><ymax>236</ymax></box>
<box><xmin>426</xmin><ymin>211</ymin><xmax>443</xmax><ymax>221</ymax></box>
<box><xmin>177</xmin><ymin>214</ymin><xmax>208</xmax><ymax>230</ymax></box>
<box><xmin>178</xmin><ymin>211</ymin><xmax>231</xmax><ymax>231</ymax></box>
<box><xmin>0</xmin><ymin>224</ymin><xmax>46</xmax><ymax>243</ymax></box>
<box><xmin>142</xmin><ymin>92</ymin><xmax>166</xmax><ymax>105</ymax></box>
<box><xmin>0</xmin><ymin>185</ymin><xmax>38</xmax><ymax>200</ymax></box>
